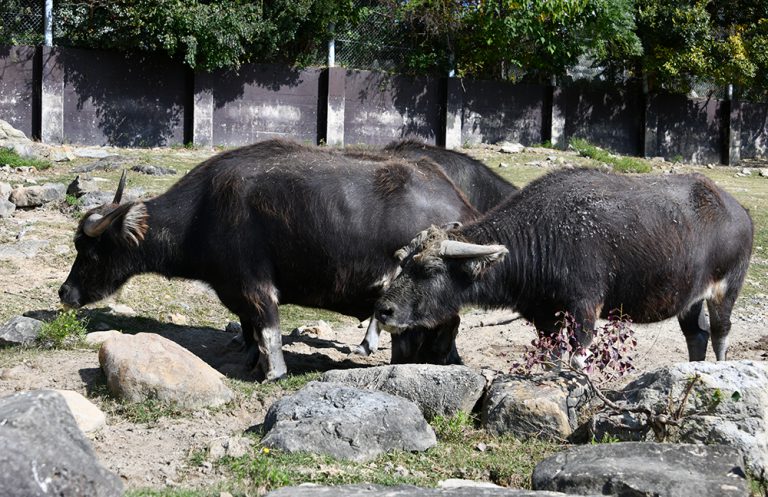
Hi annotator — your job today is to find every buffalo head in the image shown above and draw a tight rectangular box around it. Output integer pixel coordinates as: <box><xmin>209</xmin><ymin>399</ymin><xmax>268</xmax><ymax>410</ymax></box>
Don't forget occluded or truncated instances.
<box><xmin>374</xmin><ymin>226</ymin><xmax>507</xmax><ymax>332</ymax></box>
<box><xmin>59</xmin><ymin>171</ymin><xmax>148</xmax><ymax>308</ymax></box>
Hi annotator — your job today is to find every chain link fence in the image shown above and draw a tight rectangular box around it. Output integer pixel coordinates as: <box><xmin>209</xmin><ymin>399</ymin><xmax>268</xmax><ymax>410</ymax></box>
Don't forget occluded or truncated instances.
<box><xmin>0</xmin><ymin>0</ymin><xmax>43</xmax><ymax>46</ymax></box>
<box><xmin>335</xmin><ymin>2</ymin><xmax>411</xmax><ymax>72</ymax></box>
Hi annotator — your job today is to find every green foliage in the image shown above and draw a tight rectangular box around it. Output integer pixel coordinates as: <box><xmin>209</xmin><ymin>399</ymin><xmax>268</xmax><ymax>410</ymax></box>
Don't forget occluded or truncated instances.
<box><xmin>65</xmin><ymin>194</ymin><xmax>81</xmax><ymax>207</ymax></box>
<box><xmin>0</xmin><ymin>148</ymin><xmax>51</xmax><ymax>171</ymax></box>
<box><xmin>591</xmin><ymin>432</ymin><xmax>621</xmax><ymax>444</ymax></box>
<box><xmin>37</xmin><ymin>310</ymin><xmax>88</xmax><ymax>349</ymax></box>
<box><xmin>431</xmin><ymin>411</ymin><xmax>475</xmax><ymax>442</ymax></box>
<box><xmin>570</xmin><ymin>138</ymin><xmax>651</xmax><ymax>173</ymax></box>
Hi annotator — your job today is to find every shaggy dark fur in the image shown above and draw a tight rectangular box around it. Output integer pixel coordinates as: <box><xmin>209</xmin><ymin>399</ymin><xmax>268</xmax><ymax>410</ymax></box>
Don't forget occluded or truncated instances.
<box><xmin>59</xmin><ymin>139</ymin><xmax>477</xmax><ymax>380</ymax></box>
<box><xmin>376</xmin><ymin>167</ymin><xmax>754</xmax><ymax>362</ymax></box>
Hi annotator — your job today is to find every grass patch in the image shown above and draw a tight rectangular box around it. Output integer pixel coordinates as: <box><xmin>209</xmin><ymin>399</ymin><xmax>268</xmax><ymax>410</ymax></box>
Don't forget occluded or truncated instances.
<box><xmin>570</xmin><ymin>138</ymin><xmax>651</xmax><ymax>173</ymax></box>
<box><xmin>126</xmin><ymin>490</ymin><xmax>210</xmax><ymax>497</ymax></box>
<box><xmin>37</xmin><ymin>310</ymin><xmax>88</xmax><ymax>348</ymax></box>
<box><xmin>0</xmin><ymin>147</ymin><xmax>51</xmax><ymax>170</ymax></box>
<box><xmin>212</xmin><ymin>420</ymin><xmax>559</xmax><ymax>495</ymax></box>
<box><xmin>229</xmin><ymin>372</ymin><xmax>321</xmax><ymax>401</ymax></box>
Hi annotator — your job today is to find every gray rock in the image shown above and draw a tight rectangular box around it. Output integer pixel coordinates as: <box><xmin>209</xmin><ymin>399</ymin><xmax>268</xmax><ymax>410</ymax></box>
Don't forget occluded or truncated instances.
<box><xmin>0</xmin><ymin>198</ymin><xmax>15</xmax><ymax>218</ymax></box>
<box><xmin>321</xmin><ymin>364</ymin><xmax>486</xmax><ymax>421</ymax></box>
<box><xmin>99</xmin><ymin>332</ymin><xmax>233</xmax><ymax>409</ymax></box>
<box><xmin>265</xmin><ymin>484</ymin><xmax>575</xmax><ymax>496</ymax></box>
<box><xmin>0</xmin><ymin>119</ymin><xmax>28</xmax><ymax>140</ymax></box>
<box><xmin>482</xmin><ymin>372</ymin><xmax>591</xmax><ymax>440</ymax></box>
<box><xmin>532</xmin><ymin>442</ymin><xmax>748</xmax><ymax>497</ymax></box>
<box><xmin>79</xmin><ymin>188</ymin><xmax>144</xmax><ymax>210</ymax></box>
<box><xmin>67</xmin><ymin>175</ymin><xmax>102</xmax><ymax>197</ymax></box>
<box><xmin>131</xmin><ymin>164</ymin><xmax>177</xmax><ymax>176</ymax></box>
<box><xmin>0</xmin><ymin>239</ymin><xmax>49</xmax><ymax>260</ymax></box>
<box><xmin>10</xmin><ymin>183</ymin><xmax>66</xmax><ymax>207</ymax></box>
<box><xmin>0</xmin><ymin>182</ymin><xmax>11</xmax><ymax>200</ymax></box>
<box><xmin>0</xmin><ymin>316</ymin><xmax>43</xmax><ymax>346</ymax></box>
<box><xmin>55</xmin><ymin>389</ymin><xmax>107</xmax><ymax>433</ymax></box>
<box><xmin>73</xmin><ymin>148</ymin><xmax>118</xmax><ymax>159</ymax></box>
<box><xmin>262</xmin><ymin>381</ymin><xmax>436</xmax><ymax>461</ymax></box>
<box><xmin>499</xmin><ymin>142</ymin><xmax>525</xmax><ymax>154</ymax></box>
<box><xmin>0</xmin><ymin>390</ymin><xmax>123</xmax><ymax>496</ymax></box>
<box><xmin>586</xmin><ymin>361</ymin><xmax>768</xmax><ymax>480</ymax></box>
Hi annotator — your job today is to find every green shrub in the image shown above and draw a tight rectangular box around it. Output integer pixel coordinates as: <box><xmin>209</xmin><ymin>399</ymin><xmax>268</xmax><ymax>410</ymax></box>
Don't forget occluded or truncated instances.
<box><xmin>613</xmin><ymin>156</ymin><xmax>652</xmax><ymax>173</ymax></box>
<box><xmin>431</xmin><ymin>411</ymin><xmax>475</xmax><ymax>442</ymax></box>
<box><xmin>37</xmin><ymin>310</ymin><xmax>88</xmax><ymax>348</ymax></box>
<box><xmin>0</xmin><ymin>147</ymin><xmax>51</xmax><ymax>171</ymax></box>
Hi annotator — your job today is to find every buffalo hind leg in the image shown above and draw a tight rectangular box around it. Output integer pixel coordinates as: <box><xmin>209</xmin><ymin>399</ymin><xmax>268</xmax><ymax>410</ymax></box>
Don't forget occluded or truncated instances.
<box><xmin>240</xmin><ymin>291</ymin><xmax>287</xmax><ymax>382</ymax></box>
<box><xmin>707</xmin><ymin>288</ymin><xmax>739</xmax><ymax>361</ymax></box>
<box><xmin>678</xmin><ymin>301</ymin><xmax>709</xmax><ymax>361</ymax></box>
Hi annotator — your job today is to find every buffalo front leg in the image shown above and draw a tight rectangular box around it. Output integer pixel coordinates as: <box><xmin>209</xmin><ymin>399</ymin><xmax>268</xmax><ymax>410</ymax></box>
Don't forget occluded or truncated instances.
<box><xmin>390</xmin><ymin>314</ymin><xmax>462</xmax><ymax>365</ymax></box>
<box><xmin>352</xmin><ymin>316</ymin><xmax>380</xmax><ymax>356</ymax></box>
<box><xmin>240</xmin><ymin>295</ymin><xmax>287</xmax><ymax>382</ymax></box>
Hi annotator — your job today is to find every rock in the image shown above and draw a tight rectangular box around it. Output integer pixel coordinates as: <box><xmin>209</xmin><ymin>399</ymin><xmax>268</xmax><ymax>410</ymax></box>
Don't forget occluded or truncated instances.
<box><xmin>532</xmin><ymin>442</ymin><xmax>748</xmax><ymax>497</ymax></box>
<box><xmin>73</xmin><ymin>148</ymin><xmax>118</xmax><ymax>159</ymax></box>
<box><xmin>0</xmin><ymin>239</ymin><xmax>49</xmax><ymax>260</ymax></box>
<box><xmin>10</xmin><ymin>183</ymin><xmax>66</xmax><ymax>207</ymax></box>
<box><xmin>291</xmin><ymin>320</ymin><xmax>332</xmax><ymax>337</ymax></box>
<box><xmin>760</xmin><ymin>168</ymin><xmax>768</xmax><ymax>178</ymax></box>
<box><xmin>108</xmin><ymin>303</ymin><xmax>136</xmax><ymax>316</ymax></box>
<box><xmin>66</xmin><ymin>175</ymin><xmax>102</xmax><ymax>197</ymax></box>
<box><xmin>167</xmin><ymin>312</ymin><xmax>189</xmax><ymax>326</ymax></box>
<box><xmin>0</xmin><ymin>119</ymin><xmax>28</xmax><ymax>140</ymax></box>
<box><xmin>0</xmin><ymin>316</ymin><xmax>43</xmax><ymax>346</ymax></box>
<box><xmin>586</xmin><ymin>361</ymin><xmax>768</xmax><ymax>480</ymax></box>
<box><xmin>741</xmin><ymin>167</ymin><xmax>752</xmax><ymax>176</ymax></box>
<box><xmin>0</xmin><ymin>199</ymin><xmax>15</xmax><ymax>218</ymax></box>
<box><xmin>99</xmin><ymin>332</ymin><xmax>234</xmax><ymax>409</ymax></box>
<box><xmin>131</xmin><ymin>164</ymin><xmax>177</xmax><ymax>176</ymax></box>
<box><xmin>262</xmin><ymin>381</ymin><xmax>436</xmax><ymax>462</ymax></box>
<box><xmin>265</xmin><ymin>484</ymin><xmax>577</xmax><ymax>496</ymax></box>
<box><xmin>55</xmin><ymin>390</ymin><xmax>107</xmax><ymax>433</ymax></box>
<box><xmin>439</xmin><ymin>479</ymin><xmax>503</xmax><ymax>489</ymax></box>
<box><xmin>0</xmin><ymin>390</ymin><xmax>123</xmax><ymax>496</ymax></box>
<box><xmin>84</xmin><ymin>330</ymin><xmax>123</xmax><ymax>347</ymax></box>
<box><xmin>482</xmin><ymin>372</ymin><xmax>591</xmax><ymax>440</ymax></box>
<box><xmin>79</xmin><ymin>187</ymin><xmax>144</xmax><ymax>210</ymax></box>
<box><xmin>499</xmin><ymin>142</ymin><xmax>524</xmax><ymax>154</ymax></box>
<box><xmin>321</xmin><ymin>364</ymin><xmax>486</xmax><ymax>421</ymax></box>
<box><xmin>498</xmin><ymin>162</ymin><xmax>509</xmax><ymax>168</ymax></box>
<box><xmin>225</xmin><ymin>321</ymin><xmax>242</xmax><ymax>334</ymax></box>
<box><xmin>208</xmin><ymin>436</ymin><xmax>252</xmax><ymax>459</ymax></box>
<box><xmin>0</xmin><ymin>182</ymin><xmax>11</xmax><ymax>200</ymax></box>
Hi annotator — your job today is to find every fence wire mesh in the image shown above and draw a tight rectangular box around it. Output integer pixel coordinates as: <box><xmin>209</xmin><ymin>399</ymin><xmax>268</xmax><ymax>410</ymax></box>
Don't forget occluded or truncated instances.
<box><xmin>0</xmin><ymin>0</ymin><xmax>43</xmax><ymax>45</ymax></box>
<box><xmin>335</xmin><ymin>3</ymin><xmax>411</xmax><ymax>72</ymax></box>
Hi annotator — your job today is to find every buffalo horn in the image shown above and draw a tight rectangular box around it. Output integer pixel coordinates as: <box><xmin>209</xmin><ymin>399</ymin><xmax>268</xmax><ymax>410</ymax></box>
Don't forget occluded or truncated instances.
<box><xmin>112</xmin><ymin>169</ymin><xmax>127</xmax><ymax>204</ymax></box>
<box><xmin>439</xmin><ymin>240</ymin><xmax>507</xmax><ymax>258</ymax></box>
<box><xmin>82</xmin><ymin>205</ymin><xmax>125</xmax><ymax>238</ymax></box>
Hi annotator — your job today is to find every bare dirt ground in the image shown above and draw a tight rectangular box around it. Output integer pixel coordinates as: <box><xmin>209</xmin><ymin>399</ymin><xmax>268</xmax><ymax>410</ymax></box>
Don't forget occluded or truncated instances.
<box><xmin>0</xmin><ymin>149</ymin><xmax>766</xmax><ymax>492</ymax></box>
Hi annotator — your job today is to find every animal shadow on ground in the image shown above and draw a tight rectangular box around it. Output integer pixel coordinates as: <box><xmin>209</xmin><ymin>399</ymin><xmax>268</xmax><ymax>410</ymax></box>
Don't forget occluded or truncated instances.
<box><xmin>25</xmin><ymin>308</ymin><xmax>373</xmax><ymax>385</ymax></box>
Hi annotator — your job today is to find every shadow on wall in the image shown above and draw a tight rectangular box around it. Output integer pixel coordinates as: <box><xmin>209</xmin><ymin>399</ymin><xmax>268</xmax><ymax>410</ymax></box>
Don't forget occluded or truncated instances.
<box><xmin>204</xmin><ymin>63</ymin><xmax>304</xmax><ymax>110</ymax></box>
<box><xmin>50</xmin><ymin>48</ymin><xmax>185</xmax><ymax>147</ymax></box>
<box><xmin>563</xmin><ymin>80</ymin><xmax>643</xmax><ymax>156</ymax></box>
<box><xmin>461</xmin><ymin>80</ymin><xmax>545</xmax><ymax>146</ymax></box>
<box><xmin>346</xmin><ymin>70</ymin><xmax>441</xmax><ymax>145</ymax></box>
<box><xmin>738</xmin><ymin>101</ymin><xmax>768</xmax><ymax>160</ymax></box>
<box><xmin>651</xmin><ymin>93</ymin><xmax>722</xmax><ymax>163</ymax></box>
<box><xmin>0</xmin><ymin>45</ymin><xmax>37</xmax><ymax>137</ymax></box>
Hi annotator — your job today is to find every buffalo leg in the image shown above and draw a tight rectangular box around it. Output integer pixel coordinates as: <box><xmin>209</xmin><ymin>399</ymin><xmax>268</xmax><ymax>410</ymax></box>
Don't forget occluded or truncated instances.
<box><xmin>352</xmin><ymin>317</ymin><xmax>380</xmax><ymax>356</ymax></box>
<box><xmin>707</xmin><ymin>290</ymin><xmax>738</xmax><ymax>361</ymax></box>
<box><xmin>390</xmin><ymin>315</ymin><xmax>462</xmax><ymax>365</ymax></box>
<box><xmin>678</xmin><ymin>301</ymin><xmax>710</xmax><ymax>361</ymax></box>
<box><xmin>240</xmin><ymin>293</ymin><xmax>287</xmax><ymax>382</ymax></box>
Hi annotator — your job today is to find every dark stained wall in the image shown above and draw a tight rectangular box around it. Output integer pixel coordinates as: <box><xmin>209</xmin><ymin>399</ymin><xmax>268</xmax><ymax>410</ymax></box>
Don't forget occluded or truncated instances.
<box><xmin>0</xmin><ymin>46</ymin><xmax>36</xmax><ymax>138</ymax></box>
<box><xmin>563</xmin><ymin>82</ymin><xmax>644</xmax><ymax>156</ymax></box>
<box><xmin>343</xmin><ymin>70</ymin><xmax>442</xmax><ymax>146</ymax></box>
<box><xmin>461</xmin><ymin>80</ymin><xmax>546</xmax><ymax>146</ymax></box>
<box><xmin>199</xmin><ymin>64</ymin><xmax>322</xmax><ymax>146</ymax></box>
<box><xmin>737</xmin><ymin>101</ymin><xmax>768</xmax><ymax>160</ymax></box>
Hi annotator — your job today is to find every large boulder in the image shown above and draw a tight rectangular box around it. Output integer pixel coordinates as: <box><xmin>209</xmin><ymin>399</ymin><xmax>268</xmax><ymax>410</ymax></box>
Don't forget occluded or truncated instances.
<box><xmin>532</xmin><ymin>442</ymin><xmax>748</xmax><ymax>497</ymax></box>
<box><xmin>10</xmin><ymin>183</ymin><xmax>66</xmax><ymax>207</ymax></box>
<box><xmin>262</xmin><ymin>381</ymin><xmax>436</xmax><ymax>462</ymax></box>
<box><xmin>586</xmin><ymin>361</ymin><xmax>768</xmax><ymax>480</ymax></box>
<box><xmin>482</xmin><ymin>372</ymin><xmax>591</xmax><ymax>440</ymax></box>
<box><xmin>98</xmin><ymin>332</ymin><xmax>233</xmax><ymax>409</ymax></box>
<box><xmin>265</xmin><ymin>485</ymin><xmax>582</xmax><ymax>496</ymax></box>
<box><xmin>0</xmin><ymin>390</ymin><xmax>123</xmax><ymax>497</ymax></box>
<box><xmin>0</xmin><ymin>315</ymin><xmax>43</xmax><ymax>346</ymax></box>
<box><xmin>320</xmin><ymin>364</ymin><xmax>486</xmax><ymax>420</ymax></box>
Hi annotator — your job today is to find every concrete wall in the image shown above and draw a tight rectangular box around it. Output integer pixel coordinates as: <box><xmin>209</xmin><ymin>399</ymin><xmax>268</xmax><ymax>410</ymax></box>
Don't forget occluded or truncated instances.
<box><xmin>343</xmin><ymin>70</ymin><xmax>442</xmax><ymax>146</ymax></box>
<box><xmin>460</xmin><ymin>80</ymin><xmax>547</xmax><ymax>146</ymax></box>
<box><xmin>195</xmin><ymin>64</ymin><xmax>322</xmax><ymax>147</ymax></box>
<box><xmin>1</xmin><ymin>45</ymin><xmax>765</xmax><ymax>165</ymax></box>
<box><xmin>563</xmin><ymin>82</ymin><xmax>644</xmax><ymax>156</ymax></box>
<box><xmin>38</xmin><ymin>47</ymin><xmax>186</xmax><ymax>146</ymax></box>
<box><xmin>0</xmin><ymin>46</ymin><xmax>36</xmax><ymax>138</ymax></box>
<box><xmin>645</xmin><ymin>93</ymin><xmax>723</xmax><ymax>164</ymax></box>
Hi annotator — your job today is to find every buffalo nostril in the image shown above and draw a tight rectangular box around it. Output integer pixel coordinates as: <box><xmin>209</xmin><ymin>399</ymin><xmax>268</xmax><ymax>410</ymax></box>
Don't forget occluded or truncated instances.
<box><xmin>375</xmin><ymin>304</ymin><xmax>395</xmax><ymax>323</ymax></box>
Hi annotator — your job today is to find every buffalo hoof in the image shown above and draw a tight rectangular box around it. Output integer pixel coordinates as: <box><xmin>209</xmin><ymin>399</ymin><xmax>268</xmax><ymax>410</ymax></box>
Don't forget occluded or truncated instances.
<box><xmin>351</xmin><ymin>343</ymin><xmax>373</xmax><ymax>357</ymax></box>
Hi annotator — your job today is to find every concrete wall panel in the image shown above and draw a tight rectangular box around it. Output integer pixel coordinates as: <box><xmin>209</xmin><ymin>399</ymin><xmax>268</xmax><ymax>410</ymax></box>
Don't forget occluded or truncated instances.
<box><xmin>0</xmin><ymin>46</ymin><xmax>36</xmax><ymax>138</ymax></box>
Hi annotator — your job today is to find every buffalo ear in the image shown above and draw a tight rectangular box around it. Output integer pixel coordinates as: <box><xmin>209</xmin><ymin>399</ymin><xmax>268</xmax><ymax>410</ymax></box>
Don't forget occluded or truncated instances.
<box><xmin>120</xmin><ymin>202</ymin><xmax>149</xmax><ymax>246</ymax></box>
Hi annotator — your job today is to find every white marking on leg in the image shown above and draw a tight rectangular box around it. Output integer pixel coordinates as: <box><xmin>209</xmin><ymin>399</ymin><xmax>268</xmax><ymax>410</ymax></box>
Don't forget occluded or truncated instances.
<box><xmin>352</xmin><ymin>316</ymin><xmax>380</xmax><ymax>356</ymax></box>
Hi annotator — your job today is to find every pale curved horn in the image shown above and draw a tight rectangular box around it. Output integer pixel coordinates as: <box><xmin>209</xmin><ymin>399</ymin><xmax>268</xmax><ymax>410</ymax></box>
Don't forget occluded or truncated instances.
<box><xmin>113</xmin><ymin>169</ymin><xmax>127</xmax><ymax>204</ymax></box>
<box><xmin>439</xmin><ymin>240</ymin><xmax>508</xmax><ymax>258</ymax></box>
<box><xmin>82</xmin><ymin>212</ymin><xmax>110</xmax><ymax>238</ymax></box>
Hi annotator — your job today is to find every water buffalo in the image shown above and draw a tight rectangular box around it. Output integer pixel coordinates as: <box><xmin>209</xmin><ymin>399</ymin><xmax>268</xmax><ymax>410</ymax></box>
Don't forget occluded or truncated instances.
<box><xmin>350</xmin><ymin>139</ymin><xmax>519</xmax><ymax>356</ymax></box>
<box><xmin>59</xmin><ymin>139</ymin><xmax>478</xmax><ymax>381</ymax></box>
<box><xmin>374</xmin><ymin>167</ymin><xmax>754</xmax><ymax>364</ymax></box>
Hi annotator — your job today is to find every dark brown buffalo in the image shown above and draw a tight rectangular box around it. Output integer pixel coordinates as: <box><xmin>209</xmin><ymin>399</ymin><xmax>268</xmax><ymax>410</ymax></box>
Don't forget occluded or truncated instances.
<box><xmin>59</xmin><ymin>139</ymin><xmax>478</xmax><ymax>380</ymax></box>
<box><xmin>375</xmin><ymin>167</ymin><xmax>754</xmax><ymax>364</ymax></box>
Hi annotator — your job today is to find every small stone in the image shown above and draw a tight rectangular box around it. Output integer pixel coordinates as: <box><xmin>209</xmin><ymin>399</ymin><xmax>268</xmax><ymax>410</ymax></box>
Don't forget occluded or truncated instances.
<box><xmin>475</xmin><ymin>442</ymin><xmax>487</xmax><ymax>452</ymax></box>
<box><xmin>85</xmin><ymin>330</ymin><xmax>123</xmax><ymax>347</ymax></box>
<box><xmin>167</xmin><ymin>313</ymin><xmax>189</xmax><ymax>326</ymax></box>
<box><xmin>108</xmin><ymin>304</ymin><xmax>136</xmax><ymax>317</ymax></box>
<box><xmin>439</xmin><ymin>479</ymin><xmax>502</xmax><ymax>489</ymax></box>
<box><xmin>0</xmin><ymin>199</ymin><xmax>15</xmax><ymax>218</ymax></box>
<box><xmin>741</xmin><ymin>167</ymin><xmax>752</xmax><ymax>176</ymax></box>
<box><xmin>759</xmin><ymin>168</ymin><xmax>768</xmax><ymax>178</ymax></box>
<box><xmin>0</xmin><ymin>316</ymin><xmax>43</xmax><ymax>346</ymax></box>
<box><xmin>498</xmin><ymin>162</ymin><xmax>509</xmax><ymax>168</ymax></box>
<box><xmin>291</xmin><ymin>320</ymin><xmax>332</xmax><ymax>337</ymax></box>
<box><xmin>0</xmin><ymin>182</ymin><xmax>12</xmax><ymax>200</ymax></box>
<box><xmin>55</xmin><ymin>389</ymin><xmax>107</xmax><ymax>433</ymax></box>
<box><xmin>499</xmin><ymin>142</ymin><xmax>524</xmax><ymax>154</ymax></box>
